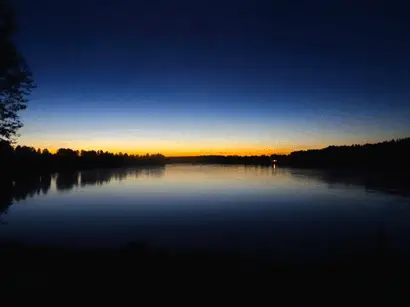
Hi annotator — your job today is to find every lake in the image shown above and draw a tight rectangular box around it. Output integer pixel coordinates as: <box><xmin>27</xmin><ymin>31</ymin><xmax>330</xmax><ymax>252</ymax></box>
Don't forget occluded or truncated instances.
<box><xmin>1</xmin><ymin>164</ymin><xmax>410</xmax><ymax>263</ymax></box>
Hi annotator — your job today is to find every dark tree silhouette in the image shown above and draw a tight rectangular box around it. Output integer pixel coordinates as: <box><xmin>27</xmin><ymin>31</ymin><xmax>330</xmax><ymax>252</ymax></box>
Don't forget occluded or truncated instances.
<box><xmin>1</xmin><ymin>144</ymin><xmax>167</xmax><ymax>174</ymax></box>
<box><xmin>0</xmin><ymin>0</ymin><xmax>35</xmax><ymax>142</ymax></box>
<box><xmin>281</xmin><ymin>137</ymin><xmax>410</xmax><ymax>170</ymax></box>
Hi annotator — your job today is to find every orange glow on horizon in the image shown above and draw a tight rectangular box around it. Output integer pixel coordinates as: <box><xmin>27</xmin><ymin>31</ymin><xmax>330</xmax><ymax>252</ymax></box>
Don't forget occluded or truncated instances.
<box><xmin>17</xmin><ymin>144</ymin><xmax>299</xmax><ymax>156</ymax></box>
<box><xmin>18</xmin><ymin>130</ymin><xmax>391</xmax><ymax>157</ymax></box>
<box><xmin>17</xmin><ymin>136</ymin><xmax>352</xmax><ymax>157</ymax></box>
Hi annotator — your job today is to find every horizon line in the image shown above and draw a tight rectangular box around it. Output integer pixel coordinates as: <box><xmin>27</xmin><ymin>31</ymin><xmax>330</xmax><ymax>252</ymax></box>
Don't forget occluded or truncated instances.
<box><xmin>12</xmin><ymin>136</ymin><xmax>408</xmax><ymax>157</ymax></box>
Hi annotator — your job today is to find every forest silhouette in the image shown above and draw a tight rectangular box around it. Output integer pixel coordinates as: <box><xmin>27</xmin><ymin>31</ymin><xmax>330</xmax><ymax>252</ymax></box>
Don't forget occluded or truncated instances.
<box><xmin>1</xmin><ymin>137</ymin><xmax>410</xmax><ymax>175</ymax></box>
<box><xmin>282</xmin><ymin>137</ymin><xmax>410</xmax><ymax>169</ymax></box>
<box><xmin>0</xmin><ymin>142</ymin><xmax>166</xmax><ymax>173</ymax></box>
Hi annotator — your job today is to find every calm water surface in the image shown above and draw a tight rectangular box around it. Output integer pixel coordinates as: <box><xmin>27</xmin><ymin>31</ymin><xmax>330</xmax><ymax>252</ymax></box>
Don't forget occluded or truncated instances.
<box><xmin>1</xmin><ymin>165</ymin><xmax>410</xmax><ymax>261</ymax></box>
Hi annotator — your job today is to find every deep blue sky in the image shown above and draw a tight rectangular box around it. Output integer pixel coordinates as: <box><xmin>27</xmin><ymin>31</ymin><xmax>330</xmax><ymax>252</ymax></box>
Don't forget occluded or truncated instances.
<box><xmin>12</xmin><ymin>0</ymin><xmax>410</xmax><ymax>155</ymax></box>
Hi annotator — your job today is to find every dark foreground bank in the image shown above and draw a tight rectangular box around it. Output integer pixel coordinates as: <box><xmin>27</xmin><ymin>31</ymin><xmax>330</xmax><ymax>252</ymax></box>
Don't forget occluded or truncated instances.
<box><xmin>1</xmin><ymin>241</ymin><xmax>409</xmax><ymax>304</ymax></box>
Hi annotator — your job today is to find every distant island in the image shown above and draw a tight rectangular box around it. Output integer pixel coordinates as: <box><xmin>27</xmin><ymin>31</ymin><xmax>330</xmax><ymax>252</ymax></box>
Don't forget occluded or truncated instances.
<box><xmin>166</xmin><ymin>155</ymin><xmax>273</xmax><ymax>165</ymax></box>
<box><xmin>1</xmin><ymin>137</ymin><xmax>409</xmax><ymax>174</ymax></box>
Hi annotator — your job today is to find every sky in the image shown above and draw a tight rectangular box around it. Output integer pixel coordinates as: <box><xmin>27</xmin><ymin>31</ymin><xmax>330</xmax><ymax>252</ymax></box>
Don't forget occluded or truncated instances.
<box><xmin>11</xmin><ymin>0</ymin><xmax>410</xmax><ymax>156</ymax></box>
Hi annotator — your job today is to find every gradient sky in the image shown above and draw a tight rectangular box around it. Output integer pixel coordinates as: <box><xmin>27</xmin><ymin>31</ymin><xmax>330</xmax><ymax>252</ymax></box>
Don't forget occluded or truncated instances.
<box><xmin>12</xmin><ymin>0</ymin><xmax>410</xmax><ymax>155</ymax></box>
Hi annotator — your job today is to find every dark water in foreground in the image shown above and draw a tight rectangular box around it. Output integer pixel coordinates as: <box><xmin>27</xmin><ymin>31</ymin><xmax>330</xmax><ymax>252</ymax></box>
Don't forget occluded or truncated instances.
<box><xmin>1</xmin><ymin>165</ymin><xmax>410</xmax><ymax>262</ymax></box>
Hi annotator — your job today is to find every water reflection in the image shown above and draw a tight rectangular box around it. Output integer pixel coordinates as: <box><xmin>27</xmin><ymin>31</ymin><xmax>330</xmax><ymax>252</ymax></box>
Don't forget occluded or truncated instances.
<box><xmin>55</xmin><ymin>167</ymin><xmax>166</xmax><ymax>192</ymax></box>
<box><xmin>288</xmin><ymin>168</ymin><xmax>410</xmax><ymax>197</ymax></box>
<box><xmin>1</xmin><ymin>166</ymin><xmax>409</xmax><ymax>217</ymax></box>
<box><xmin>134</xmin><ymin>167</ymin><xmax>165</xmax><ymax>178</ymax></box>
<box><xmin>56</xmin><ymin>172</ymin><xmax>79</xmax><ymax>191</ymax></box>
<box><xmin>14</xmin><ymin>174</ymin><xmax>52</xmax><ymax>201</ymax></box>
<box><xmin>0</xmin><ymin>174</ymin><xmax>51</xmax><ymax>224</ymax></box>
<box><xmin>80</xmin><ymin>170</ymin><xmax>113</xmax><ymax>187</ymax></box>
<box><xmin>0</xmin><ymin>167</ymin><xmax>166</xmax><ymax>214</ymax></box>
<box><xmin>0</xmin><ymin>174</ymin><xmax>52</xmax><ymax>211</ymax></box>
<box><xmin>1</xmin><ymin>165</ymin><xmax>409</xmax><ymax>254</ymax></box>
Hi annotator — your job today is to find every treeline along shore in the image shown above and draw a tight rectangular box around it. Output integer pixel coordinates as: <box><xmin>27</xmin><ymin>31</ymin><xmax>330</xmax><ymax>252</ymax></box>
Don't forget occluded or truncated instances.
<box><xmin>1</xmin><ymin>137</ymin><xmax>409</xmax><ymax>174</ymax></box>
<box><xmin>159</xmin><ymin>137</ymin><xmax>410</xmax><ymax>170</ymax></box>
<box><xmin>0</xmin><ymin>142</ymin><xmax>166</xmax><ymax>173</ymax></box>
<box><xmin>280</xmin><ymin>137</ymin><xmax>410</xmax><ymax>170</ymax></box>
